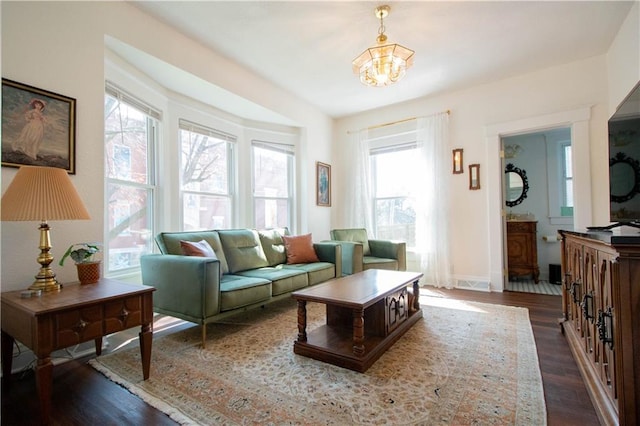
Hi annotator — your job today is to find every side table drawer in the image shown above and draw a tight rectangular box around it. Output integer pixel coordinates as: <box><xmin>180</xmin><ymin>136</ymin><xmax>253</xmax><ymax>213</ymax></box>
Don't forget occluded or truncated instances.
<box><xmin>105</xmin><ymin>296</ymin><xmax>143</xmax><ymax>334</ymax></box>
<box><xmin>386</xmin><ymin>287</ymin><xmax>408</xmax><ymax>334</ymax></box>
<box><xmin>55</xmin><ymin>306</ymin><xmax>103</xmax><ymax>348</ymax></box>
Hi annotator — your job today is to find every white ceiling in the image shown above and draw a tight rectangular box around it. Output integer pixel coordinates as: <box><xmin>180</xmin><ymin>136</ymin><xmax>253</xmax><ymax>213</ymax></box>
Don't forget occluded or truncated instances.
<box><xmin>128</xmin><ymin>1</ymin><xmax>634</xmax><ymax>121</ymax></box>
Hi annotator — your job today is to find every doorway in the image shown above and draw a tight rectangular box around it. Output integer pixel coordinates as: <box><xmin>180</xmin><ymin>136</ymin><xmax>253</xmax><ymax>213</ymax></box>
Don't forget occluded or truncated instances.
<box><xmin>502</xmin><ymin>128</ymin><xmax>571</xmax><ymax>296</ymax></box>
<box><xmin>485</xmin><ymin>107</ymin><xmax>592</xmax><ymax>292</ymax></box>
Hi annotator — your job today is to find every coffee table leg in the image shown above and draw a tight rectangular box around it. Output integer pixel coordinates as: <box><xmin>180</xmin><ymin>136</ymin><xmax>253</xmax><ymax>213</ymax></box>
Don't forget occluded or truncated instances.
<box><xmin>296</xmin><ymin>300</ymin><xmax>307</xmax><ymax>342</ymax></box>
<box><xmin>352</xmin><ymin>307</ymin><xmax>365</xmax><ymax>356</ymax></box>
<box><xmin>413</xmin><ymin>280</ymin><xmax>420</xmax><ymax>311</ymax></box>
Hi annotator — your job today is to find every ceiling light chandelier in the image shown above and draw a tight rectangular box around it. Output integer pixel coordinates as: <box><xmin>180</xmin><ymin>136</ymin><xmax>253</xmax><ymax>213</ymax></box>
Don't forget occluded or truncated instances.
<box><xmin>352</xmin><ymin>5</ymin><xmax>415</xmax><ymax>87</ymax></box>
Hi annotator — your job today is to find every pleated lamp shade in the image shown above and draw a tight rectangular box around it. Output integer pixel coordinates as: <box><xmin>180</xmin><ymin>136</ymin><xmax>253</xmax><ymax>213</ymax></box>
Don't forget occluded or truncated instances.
<box><xmin>1</xmin><ymin>166</ymin><xmax>90</xmax><ymax>222</ymax></box>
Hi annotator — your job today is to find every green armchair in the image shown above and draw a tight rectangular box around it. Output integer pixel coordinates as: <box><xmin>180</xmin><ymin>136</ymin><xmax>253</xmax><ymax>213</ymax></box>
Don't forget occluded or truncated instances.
<box><xmin>330</xmin><ymin>228</ymin><xmax>406</xmax><ymax>275</ymax></box>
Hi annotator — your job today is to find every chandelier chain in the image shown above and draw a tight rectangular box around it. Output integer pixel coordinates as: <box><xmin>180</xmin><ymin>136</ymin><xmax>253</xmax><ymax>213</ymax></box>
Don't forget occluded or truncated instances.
<box><xmin>378</xmin><ymin>16</ymin><xmax>385</xmax><ymax>37</ymax></box>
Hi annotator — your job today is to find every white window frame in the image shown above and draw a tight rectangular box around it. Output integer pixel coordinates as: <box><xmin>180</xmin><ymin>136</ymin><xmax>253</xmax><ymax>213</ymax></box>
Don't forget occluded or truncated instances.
<box><xmin>178</xmin><ymin>119</ymin><xmax>236</xmax><ymax>231</ymax></box>
<box><xmin>251</xmin><ymin>140</ymin><xmax>295</xmax><ymax>230</ymax></box>
<box><xmin>561</xmin><ymin>142</ymin><xmax>573</xmax><ymax>212</ymax></box>
<box><xmin>369</xmin><ymin>141</ymin><xmax>418</xmax><ymax>246</ymax></box>
<box><xmin>104</xmin><ymin>82</ymin><xmax>159</xmax><ymax>276</ymax></box>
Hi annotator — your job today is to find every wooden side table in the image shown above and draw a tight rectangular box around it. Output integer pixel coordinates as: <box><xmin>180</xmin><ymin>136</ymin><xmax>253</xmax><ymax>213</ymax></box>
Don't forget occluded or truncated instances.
<box><xmin>1</xmin><ymin>278</ymin><xmax>155</xmax><ymax>425</ymax></box>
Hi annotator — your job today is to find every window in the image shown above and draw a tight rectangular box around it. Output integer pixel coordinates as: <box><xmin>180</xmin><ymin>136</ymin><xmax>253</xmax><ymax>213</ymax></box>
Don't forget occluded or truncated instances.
<box><xmin>104</xmin><ymin>83</ymin><xmax>159</xmax><ymax>274</ymax></box>
<box><xmin>370</xmin><ymin>144</ymin><xmax>419</xmax><ymax>247</ymax></box>
<box><xmin>561</xmin><ymin>142</ymin><xmax>573</xmax><ymax>215</ymax></box>
<box><xmin>179</xmin><ymin>120</ymin><xmax>235</xmax><ymax>230</ymax></box>
<box><xmin>252</xmin><ymin>141</ymin><xmax>295</xmax><ymax>230</ymax></box>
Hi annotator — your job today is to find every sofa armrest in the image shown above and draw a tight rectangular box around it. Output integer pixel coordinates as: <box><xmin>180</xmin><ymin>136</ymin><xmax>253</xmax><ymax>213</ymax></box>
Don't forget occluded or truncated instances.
<box><xmin>328</xmin><ymin>241</ymin><xmax>364</xmax><ymax>275</ymax></box>
<box><xmin>369</xmin><ymin>240</ymin><xmax>407</xmax><ymax>271</ymax></box>
<box><xmin>313</xmin><ymin>241</ymin><xmax>343</xmax><ymax>277</ymax></box>
<box><xmin>140</xmin><ymin>254</ymin><xmax>221</xmax><ymax>322</ymax></box>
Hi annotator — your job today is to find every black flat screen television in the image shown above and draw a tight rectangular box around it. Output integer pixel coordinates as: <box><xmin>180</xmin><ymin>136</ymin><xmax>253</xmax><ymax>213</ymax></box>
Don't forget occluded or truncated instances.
<box><xmin>590</xmin><ymin>81</ymin><xmax>640</xmax><ymax>231</ymax></box>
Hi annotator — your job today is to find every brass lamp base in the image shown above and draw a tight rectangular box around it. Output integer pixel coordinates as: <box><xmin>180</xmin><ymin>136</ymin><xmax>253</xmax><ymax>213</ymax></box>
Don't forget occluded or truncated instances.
<box><xmin>28</xmin><ymin>277</ymin><xmax>61</xmax><ymax>292</ymax></box>
<box><xmin>27</xmin><ymin>222</ymin><xmax>62</xmax><ymax>292</ymax></box>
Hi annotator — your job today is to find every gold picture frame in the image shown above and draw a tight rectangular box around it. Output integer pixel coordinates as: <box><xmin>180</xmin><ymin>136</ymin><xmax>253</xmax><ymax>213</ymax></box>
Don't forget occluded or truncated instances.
<box><xmin>469</xmin><ymin>164</ymin><xmax>480</xmax><ymax>190</ymax></box>
<box><xmin>316</xmin><ymin>161</ymin><xmax>331</xmax><ymax>206</ymax></box>
<box><xmin>452</xmin><ymin>148</ymin><xmax>464</xmax><ymax>174</ymax></box>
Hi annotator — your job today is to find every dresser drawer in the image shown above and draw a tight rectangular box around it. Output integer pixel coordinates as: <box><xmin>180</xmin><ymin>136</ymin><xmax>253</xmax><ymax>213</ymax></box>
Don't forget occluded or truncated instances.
<box><xmin>55</xmin><ymin>306</ymin><xmax>103</xmax><ymax>347</ymax></box>
<box><xmin>507</xmin><ymin>221</ymin><xmax>536</xmax><ymax>233</ymax></box>
<box><xmin>105</xmin><ymin>296</ymin><xmax>143</xmax><ymax>334</ymax></box>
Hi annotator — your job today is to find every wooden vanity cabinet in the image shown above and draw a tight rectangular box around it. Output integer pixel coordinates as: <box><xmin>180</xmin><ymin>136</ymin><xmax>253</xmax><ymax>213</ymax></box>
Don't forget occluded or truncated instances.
<box><xmin>560</xmin><ymin>230</ymin><xmax>640</xmax><ymax>426</ymax></box>
<box><xmin>506</xmin><ymin>220</ymin><xmax>540</xmax><ymax>283</ymax></box>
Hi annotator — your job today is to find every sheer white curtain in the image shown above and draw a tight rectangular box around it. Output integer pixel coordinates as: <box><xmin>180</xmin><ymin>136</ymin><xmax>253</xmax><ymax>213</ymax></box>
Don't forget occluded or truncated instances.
<box><xmin>414</xmin><ymin>113</ymin><xmax>453</xmax><ymax>287</ymax></box>
<box><xmin>343</xmin><ymin>129</ymin><xmax>373</xmax><ymax>231</ymax></box>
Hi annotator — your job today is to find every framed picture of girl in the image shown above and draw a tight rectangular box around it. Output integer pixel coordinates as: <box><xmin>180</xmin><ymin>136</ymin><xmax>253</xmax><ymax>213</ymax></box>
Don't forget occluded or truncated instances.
<box><xmin>316</xmin><ymin>161</ymin><xmax>331</xmax><ymax>207</ymax></box>
<box><xmin>1</xmin><ymin>79</ymin><xmax>76</xmax><ymax>173</ymax></box>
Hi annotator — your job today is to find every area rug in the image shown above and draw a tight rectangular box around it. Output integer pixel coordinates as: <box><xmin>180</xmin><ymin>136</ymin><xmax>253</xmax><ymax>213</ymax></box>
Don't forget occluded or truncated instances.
<box><xmin>90</xmin><ymin>296</ymin><xmax>546</xmax><ymax>425</ymax></box>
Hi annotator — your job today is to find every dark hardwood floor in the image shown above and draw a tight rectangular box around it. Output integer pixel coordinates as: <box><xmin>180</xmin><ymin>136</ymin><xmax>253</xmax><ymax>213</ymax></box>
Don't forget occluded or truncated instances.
<box><xmin>1</xmin><ymin>288</ymin><xmax>600</xmax><ymax>425</ymax></box>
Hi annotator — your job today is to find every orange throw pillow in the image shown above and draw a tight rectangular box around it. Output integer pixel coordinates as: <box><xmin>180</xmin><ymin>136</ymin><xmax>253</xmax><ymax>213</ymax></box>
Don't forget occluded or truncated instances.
<box><xmin>282</xmin><ymin>234</ymin><xmax>319</xmax><ymax>264</ymax></box>
<box><xmin>180</xmin><ymin>240</ymin><xmax>217</xmax><ymax>258</ymax></box>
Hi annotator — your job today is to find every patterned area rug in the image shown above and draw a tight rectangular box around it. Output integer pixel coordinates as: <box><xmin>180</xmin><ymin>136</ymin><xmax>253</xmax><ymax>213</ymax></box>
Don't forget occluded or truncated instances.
<box><xmin>90</xmin><ymin>296</ymin><xmax>546</xmax><ymax>425</ymax></box>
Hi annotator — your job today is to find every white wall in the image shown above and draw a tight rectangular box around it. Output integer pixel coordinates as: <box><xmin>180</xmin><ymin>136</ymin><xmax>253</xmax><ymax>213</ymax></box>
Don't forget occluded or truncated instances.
<box><xmin>1</xmin><ymin>2</ymin><xmax>333</xmax><ymax>291</ymax></box>
<box><xmin>607</xmin><ymin>2</ymin><xmax>640</xmax><ymax>115</ymax></box>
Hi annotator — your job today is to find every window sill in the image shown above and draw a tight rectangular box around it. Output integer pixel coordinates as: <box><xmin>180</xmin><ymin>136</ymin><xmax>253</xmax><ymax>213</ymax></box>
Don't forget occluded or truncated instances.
<box><xmin>549</xmin><ymin>216</ymin><xmax>574</xmax><ymax>226</ymax></box>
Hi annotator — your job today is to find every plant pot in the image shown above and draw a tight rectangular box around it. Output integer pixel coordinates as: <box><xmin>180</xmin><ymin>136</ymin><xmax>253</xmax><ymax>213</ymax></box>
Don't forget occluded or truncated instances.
<box><xmin>76</xmin><ymin>261</ymin><xmax>101</xmax><ymax>285</ymax></box>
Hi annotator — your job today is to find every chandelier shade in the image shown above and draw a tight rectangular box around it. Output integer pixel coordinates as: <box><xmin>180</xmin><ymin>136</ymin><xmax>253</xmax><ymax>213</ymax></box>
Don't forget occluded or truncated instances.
<box><xmin>352</xmin><ymin>42</ymin><xmax>415</xmax><ymax>87</ymax></box>
<box><xmin>352</xmin><ymin>5</ymin><xmax>415</xmax><ymax>87</ymax></box>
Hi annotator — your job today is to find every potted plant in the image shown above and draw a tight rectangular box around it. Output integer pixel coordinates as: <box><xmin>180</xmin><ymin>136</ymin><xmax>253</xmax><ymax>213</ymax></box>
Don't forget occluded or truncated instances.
<box><xmin>59</xmin><ymin>243</ymin><xmax>102</xmax><ymax>285</ymax></box>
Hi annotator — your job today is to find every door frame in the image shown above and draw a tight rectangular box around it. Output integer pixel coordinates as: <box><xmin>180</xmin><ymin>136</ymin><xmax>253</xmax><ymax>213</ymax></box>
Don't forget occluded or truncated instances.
<box><xmin>485</xmin><ymin>107</ymin><xmax>592</xmax><ymax>292</ymax></box>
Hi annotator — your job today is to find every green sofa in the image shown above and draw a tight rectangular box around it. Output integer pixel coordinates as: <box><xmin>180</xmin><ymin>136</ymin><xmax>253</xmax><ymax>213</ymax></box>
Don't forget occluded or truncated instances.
<box><xmin>330</xmin><ymin>228</ymin><xmax>406</xmax><ymax>275</ymax></box>
<box><xmin>140</xmin><ymin>228</ymin><xmax>342</xmax><ymax>347</ymax></box>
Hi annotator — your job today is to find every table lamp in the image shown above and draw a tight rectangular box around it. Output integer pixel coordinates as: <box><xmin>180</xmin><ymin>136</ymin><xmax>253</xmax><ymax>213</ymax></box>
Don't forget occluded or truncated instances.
<box><xmin>1</xmin><ymin>165</ymin><xmax>91</xmax><ymax>292</ymax></box>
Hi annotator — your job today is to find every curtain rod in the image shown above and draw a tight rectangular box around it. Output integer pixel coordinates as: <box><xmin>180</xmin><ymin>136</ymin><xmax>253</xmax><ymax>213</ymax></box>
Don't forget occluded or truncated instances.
<box><xmin>346</xmin><ymin>109</ymin><xmax>450</xmax><ymax>134</ymax></box>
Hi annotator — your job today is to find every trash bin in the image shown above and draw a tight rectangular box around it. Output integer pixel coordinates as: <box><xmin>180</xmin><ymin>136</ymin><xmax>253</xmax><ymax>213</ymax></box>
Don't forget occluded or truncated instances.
<box><xmin>549</xmin><ymin>264</ymin><xmax>561</xmax><ymax>284</ymax></box>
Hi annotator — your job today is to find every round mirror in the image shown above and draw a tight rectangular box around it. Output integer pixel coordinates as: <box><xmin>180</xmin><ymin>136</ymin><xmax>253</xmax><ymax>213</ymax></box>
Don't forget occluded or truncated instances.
<box><xmin>610</xmin><ymin>152</ymin><xmax>640</xmax><ymax>203</ymax></box>
<box><xmin>505</xmin><ymin>163</ymin><xmax>529</xmax><ymax>207</ymax></box>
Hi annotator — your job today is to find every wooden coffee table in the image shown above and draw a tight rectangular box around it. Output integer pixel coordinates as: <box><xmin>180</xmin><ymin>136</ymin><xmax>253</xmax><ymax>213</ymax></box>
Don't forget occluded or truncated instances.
<box><xmin>291</xmin><ymin>269</ymin><xmax>423</xmax><ymax>372</ymax></box>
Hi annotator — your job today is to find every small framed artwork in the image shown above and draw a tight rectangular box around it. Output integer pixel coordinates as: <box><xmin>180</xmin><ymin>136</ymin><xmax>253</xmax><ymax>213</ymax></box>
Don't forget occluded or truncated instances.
<box><xmin>1</xmin><ymin>78</ymin><xmax>76</xmax><ymax>173</ymax></box>
<box><xmin>316</xmin><ymin>161</ymin><xmax>331</xmax><ymax>206</ymax></box>
<box><xmin>469</xmin><ymin>164</ymin><xmax>481</xmax><ymax>190</ymax></box>
<box><xmin>452</xmin><ymin>148</ymin><xmax>464</xmax><ymax>174</ymax></box>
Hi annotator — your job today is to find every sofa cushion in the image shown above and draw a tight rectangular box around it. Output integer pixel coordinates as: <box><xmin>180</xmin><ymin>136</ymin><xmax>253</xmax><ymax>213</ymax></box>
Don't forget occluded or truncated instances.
<box><xmin>258</xmin><ymin>228</ymin><xmax>288</xmax><ymax>266</ymax></box>
<box><xmin>283</xmin><ymin>233</ymin><xmax>320</xmax><ymax>264</ymax></box>
<box><xmin>284</xmin><ymin>262</ymin><xmax>335</xmax><ymax>286</ymax></box>
<box><xmin>156</xmin><ymin>231</ymin><xmax>229</xmax><ymax>274</ymax></box>
<box><xmin>219</xmin><ymin>275</ymin><xmax>271</xmax><ymax>312</ymax></box>
<box><xmin>238</xmin><ymin>266</ymin><xmax>308</xmax><ymax>296</ymax></box>
<box><xmin>218</xmin><ymin>229</ymin><xmax>269</xmax><ymax>273</ymax></box>
<box><xmin>363</xmin><ymin>256</ymin><xmax>398</xmax><ymax>271</ymax></box>
<box><xmin>331</xmin><ymin>228</ymin><xmax>371</xmax><ymax>256</ymax></box>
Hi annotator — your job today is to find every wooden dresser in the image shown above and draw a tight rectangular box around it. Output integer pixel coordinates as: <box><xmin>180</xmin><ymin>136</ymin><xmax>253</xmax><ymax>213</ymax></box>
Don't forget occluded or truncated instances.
<box><xmin>559</xmin><ymin>230</ymin><xmax>640</xmax><ymax>426</ymax></box>
<box><xmin>507</xmin><ymin>220</ymin><xmax>540</xmax><ymax>283</ymax></box>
